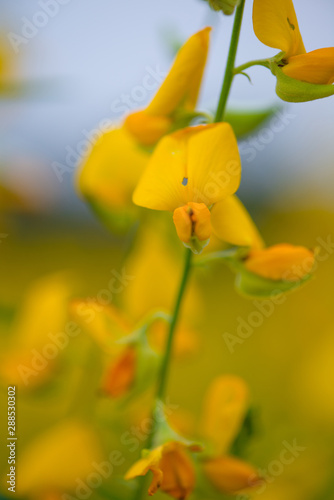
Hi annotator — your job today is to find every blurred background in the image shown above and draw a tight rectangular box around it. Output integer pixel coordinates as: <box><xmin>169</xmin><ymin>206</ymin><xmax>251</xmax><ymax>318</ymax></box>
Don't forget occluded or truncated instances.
<box><xmin>0</xmin><ymin>1</ymin><xmax>334</xmax><ymax>499</ymax></box>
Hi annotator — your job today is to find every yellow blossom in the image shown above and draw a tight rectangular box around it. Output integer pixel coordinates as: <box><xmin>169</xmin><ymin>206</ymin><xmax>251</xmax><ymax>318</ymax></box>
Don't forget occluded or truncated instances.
<box><xmin>253</xmin><ymin>0</ymin><xmax>334</xmax><ymax>85</ymax></box>
<box><xmin>244</xmin><ymin>243</ymin><xmax>315</xmax><ymax>281</ymax></box>
<box><xmin>200</xmin><ymin>375</ymin><xmax>263</xmax><ymax>495</ymax></box>
<box><xmin>133</xmin><ymin>123</ymin><xmax>262</xmax><ymax>252</ymax></box>
<box><xmin>125</xmin><ymin>441</ymin><xmax>200</xmax><ymax>499</ymax></box>
<box><xmin>77</xmin><ymin>28</ymin><xmax>210</xmax><ymax>214</ymax></box>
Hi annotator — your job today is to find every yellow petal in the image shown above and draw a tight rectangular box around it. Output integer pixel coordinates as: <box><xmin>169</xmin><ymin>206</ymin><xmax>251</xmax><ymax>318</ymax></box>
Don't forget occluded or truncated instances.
<box><xmin>201</xmin><ymin>375</ymin><xmax>249</xmax><ymax>455</ymax></box>
<box><xmin>125</xmin><ymin>446</ymin><xmax>163</xmax><ymax>480</ymax></box>
<box><xmin>133</xmin><ymin>123</ymin><xmax>241</xmax><ymax>211</ymax></box>
<box><xmin>245</xmin><ymin>243</ymin><xmax>315</xmax><ymax>281</ymax></box>
<box><xmin>203</xmin><ymin>456</ymin><xmax>262</xmax><ymax>494</ymax></box>
<box><xmin>133</xmin><ymin>132</ymin><xmax>188</xmax><ymax>210</ymax></box>
<box><xmin>283</xmin><ymin>47</ymin><xmax>334</xmax><ymax>84</ymax></box>
<box><xmin>211</xmin><ymin>195</ymin><xmax>264</xmax><ymax>248</ymax></box>
<box><xmin>77</xmin><ymin>127</ymin><xmax>149</xmax><ymax>209</ymax></box>
<box><xmin>186</xmin><ymin>123</ymin><xmax>241</xmax><ymax>205</ymax></box>
<box><xmin>17</xmin><ymin>421</ymin><xmax>102</xmax><ymax>495</ymax></box>
<box><xmin>253</xmin><ymin>0</ymin><xmax>305</xmax><ymax>58</ymax></box>
<box><xmin>145</xmin><ymin>28</ymin><xmax>211</xmax><ymax>117</ymax></box>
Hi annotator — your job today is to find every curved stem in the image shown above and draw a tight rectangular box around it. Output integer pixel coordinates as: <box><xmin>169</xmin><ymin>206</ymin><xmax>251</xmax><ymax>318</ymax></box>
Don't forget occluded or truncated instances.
<box><xmin>234</xmin><ymin>58</ymin><xmax>270</xmax><ymax>74</ymax></box>
<box><xmin>214</xmin><ymin>0</ymin><xmax>246</xmax><ymax>123</ymax></box>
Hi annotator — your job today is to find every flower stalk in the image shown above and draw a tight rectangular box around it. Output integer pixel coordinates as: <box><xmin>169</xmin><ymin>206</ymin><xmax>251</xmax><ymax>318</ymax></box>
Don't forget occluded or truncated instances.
<box><xmin>214</xmin><ymin>0</ymin><xmax>246</xmax><ymax>123</ymax></box>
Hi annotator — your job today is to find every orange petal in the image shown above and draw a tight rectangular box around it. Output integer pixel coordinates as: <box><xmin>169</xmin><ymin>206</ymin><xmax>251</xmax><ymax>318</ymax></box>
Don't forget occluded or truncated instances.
<box><xmin>283</xmin><ymin>47</ymin><xmax>334</xmax><ymax>84</ymax></box>
<box><xmin>245</xmin><ymin>244</ymin><xmax>315</xmax><ymax>281</ymax></box>
<box><xmin>204</xmin><ymin>456</ymin><xmax>262</xmax><ymax>494</ymax></box>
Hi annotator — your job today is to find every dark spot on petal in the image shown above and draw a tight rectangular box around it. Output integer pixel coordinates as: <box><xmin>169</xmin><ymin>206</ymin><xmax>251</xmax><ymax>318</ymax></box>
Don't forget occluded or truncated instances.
<box><xmin>182</xmin><ymin>177</ymin><xmax>188</xmax><ymax>186</ymax></box>
<box><xmin>287</xmin><ymin>17</ymin><xmax>295</xmax><ymax>30</ymax></box>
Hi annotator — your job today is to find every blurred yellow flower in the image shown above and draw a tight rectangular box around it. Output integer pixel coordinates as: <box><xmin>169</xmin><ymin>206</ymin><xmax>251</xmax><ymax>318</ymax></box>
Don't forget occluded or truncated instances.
<box><xmin>244</xmin><ymin>243</ymin><xmax>315</xmax><ymax>281</ymax></box>
<box><xmin>77</xmin><ymin>28</ymin><xmax>210</xmax><ymax>217</ymax></box>
<box><xmin>16</xmin><ymin>420</ymin><xmax>102</xmax><ymax>497</ymax></box>
<box><xmin>0</xmin><ymin>273</ymin><xmax>76</xmax><ymax>387</ymax></box>
<box><xmin>200</xmin><ymin>375</ymin><xmax>262</xmax><ymax>495</ymax></box>
<box><xmin>253</xmin><ymin>0</ymin><xmax>334</xmax><ymax>85</ymax></box>
<box><xmin>71</xmin><ymin>299</ymin><xmax>196</xmax><ymax>398</ymax></box>
<box><xmin>133</xmin><ymin>124</ymin><xmax>262</xmax><ymax>252</ymax></box>
<box><xmin>125</xmin><ymin>441</ymin><xmax>200</xmax><ymax>499</ymax></box>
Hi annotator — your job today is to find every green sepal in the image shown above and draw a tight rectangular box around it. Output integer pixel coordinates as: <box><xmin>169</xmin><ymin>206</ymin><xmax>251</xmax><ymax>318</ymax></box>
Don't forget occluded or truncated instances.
<box><xmin>234</xmin><ymin>264</ymin><xmax>312</xmax><ymax>298</ymax></box>
<box><xmin>271</xmin><ymin>62</ymin><xmax>334</xmax><ymax>103</ymax></box>
<box><xmin>152</xmin><ymin>399</ymin><xmax>203</xmax><ymax>451</ymax></box>
<box><xmin>225</xmin><ymin>105</ymin><xmax>281</xmax><ymax>137</ymax></box>
<box><xmin>204</xmin><ymin>0</ymin><xmax>241</xmax><ymax>15</ymax></box>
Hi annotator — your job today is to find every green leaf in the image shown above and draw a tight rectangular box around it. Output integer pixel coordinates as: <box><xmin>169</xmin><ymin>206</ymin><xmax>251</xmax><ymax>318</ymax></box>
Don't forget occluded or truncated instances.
<box><xmin>224</xmin><ymin>106</ymin><xmax>280</xmax><ymax>138</ymax></box>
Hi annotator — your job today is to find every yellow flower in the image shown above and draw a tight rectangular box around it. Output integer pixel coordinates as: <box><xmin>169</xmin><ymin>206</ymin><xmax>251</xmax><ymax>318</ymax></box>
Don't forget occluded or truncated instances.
<box><xmin>77</xmin><ymin>28</ymin><xmax>210</xmax><ymax>215</ymax></box>
<box><xmin>200</xmin><ymin>375</ymin><xmax>263</xmax><ymax>495</ymax></box>
<box><xmin>133</xmin><ymin>123</ymin><xmax>262</xmax><ymax>252</ymax></box>
<box><xmin>253</xmin><ymin>0</ymin><xmax>334</xmax><ymax>85</ymax></box>
<box><xmin>125</xmin><ymin>441</ymin><xmax>200</xmax><ymax>499</ymax></box>
<box><xmin>0</xmin><ymin>273</ymin><xmax>75</xmax><ymax>387</ymax></box>
<box><xmin>17</xmin><ymin>420</ymin><xmax>102</xmax><ymax>497</ymax></box>
<box><xmin>124</xmin><ymin>27</ymin><xmax>211</xmax><ymax>146</ymax></box>
<box><xmin>244</xmin><ymin>243</ymin><xmax>315</xmax><ymax>281</ymax></box>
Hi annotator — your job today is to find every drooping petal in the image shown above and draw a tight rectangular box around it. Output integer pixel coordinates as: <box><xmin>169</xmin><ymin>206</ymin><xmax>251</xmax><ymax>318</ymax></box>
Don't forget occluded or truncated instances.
<box><xmin>102</xmin><ymin>346</ymin><xmax>136</xmax><ymax>398</ymax></box>
<box><xmin>187</xmin><ymin>123</ymin><xmax>241</xmax><ymax>205</ymax></box>
<box><xmin>145</xmin><ymin>28</ymin><xmax>211</xmax><ymax>116</ymax></box>
<box><xmin>211</xmin><ymin>195</ymin><xmax>264</xmax><ymax>248</ymax></box>
<box><xmin>159</xmin><ymin>443</ymin><xmax>196</xmax><ymax>499</ymax></box>
<box><xmin>283</xmin><ymin>47</ymin><xmax>334</xmax><ymax>84</ymax></box>
<box><xmin>201</xmin><ymin>375</ymin><xmax>249</xmax><ymax>455</ymax></box>
<box><xmin>125</xmin><ymin>442</ymin><xmax>197</xmax><ymax>499</ymax></box>
<box><xmin>253</xmin><ymin>0</ymin><xmax>305</xmax><ymax>58</ymax></box>
<box><xmin>203</xmin><ymin>456</ymin><xmax>263</xmax><ymax>494</ymax></box>
<box><xmin>77</xmin><ymin>127</ymin><xmax>149</xmax><ymax>209</ymax></box>
<box><xmin>245</xmin><ymin>244</ymin><xmax>315</xmax><ymax>281</ymax></box>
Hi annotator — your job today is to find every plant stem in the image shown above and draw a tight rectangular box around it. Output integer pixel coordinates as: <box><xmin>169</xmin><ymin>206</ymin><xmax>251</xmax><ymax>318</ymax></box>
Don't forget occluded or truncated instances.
<box><xmin>134</xmin><ymin>248</ymin><xmax>193</xmax><ymax>500</ymax></box>
<box><xmin>234</xmin><ymin>58</ymin><xmax>270</xmax><ymax>74</ymax></box>
<box><xmin>214</xmin><ymin>0</ymin><xmax>246</xmax><ymax>123</ymax></box>
<box><xmin>156</xmin><ymin>247</ymin><xmax>193</xmax><ymax>402</ymax></box>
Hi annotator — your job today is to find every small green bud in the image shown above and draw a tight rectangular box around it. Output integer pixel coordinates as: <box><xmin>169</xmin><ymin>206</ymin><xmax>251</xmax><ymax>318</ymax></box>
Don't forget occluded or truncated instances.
<box><xmin>205</xmin><ymin>0</ymin><xmax>241</xmax><ymax>16</ymax></box>
<box><xmin>270</xmin><ymin>62</ymin><xmax>334</xmax><ymax>103</ymax></box>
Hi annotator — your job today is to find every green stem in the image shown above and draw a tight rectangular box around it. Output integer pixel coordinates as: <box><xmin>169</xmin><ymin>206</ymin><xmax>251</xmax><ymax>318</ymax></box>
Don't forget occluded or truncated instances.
<box><xmin>156</xmin><ymin>247</ymin><xmax>193</xmax><ymax>402</ymax></box>
<box><xmin>214</xmin><ymin>0</ymin><xmax>246</xmax><ymax>123</ymax></box>
<box><xmin>234</xmin><ymin>58</ymin><xmax>270</xmax><ymax>74</ymax></box>
<box><xmin>134</xmin><ymin>248</ymin><xmax>193</xmax><ymax>500</ymax></box>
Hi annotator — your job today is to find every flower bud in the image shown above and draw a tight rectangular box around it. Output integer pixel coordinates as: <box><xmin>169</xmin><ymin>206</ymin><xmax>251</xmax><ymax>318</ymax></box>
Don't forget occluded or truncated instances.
<box><xmin>205</xmin><ymin>0</ymin><xmax>241</xmax><ymax>15</ymax></box>
<box><xmin>173</xmin><ymin>202</ymin><xmax>211</xmax><ymax>254</ymax></box>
